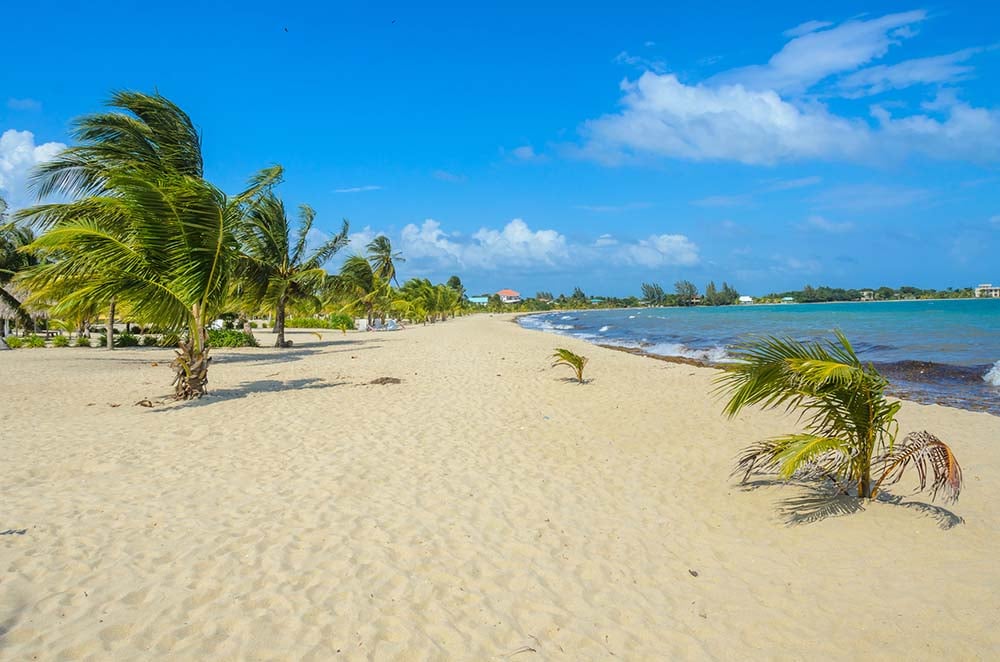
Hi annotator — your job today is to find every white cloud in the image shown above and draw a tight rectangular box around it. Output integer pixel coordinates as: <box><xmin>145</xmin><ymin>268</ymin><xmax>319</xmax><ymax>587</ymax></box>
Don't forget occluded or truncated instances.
<box><xmin>7</xmin><ymin>98</ymin><xmax>41</xmax><ymax>111</ymax></box>
<box><xmin>333</xmin><ymin>185</ymin><xmax>381</xmax><ymax>193</ymax></box>
<box><xmin>401</xmin><ymin>218</ymin><xmax>567</xmax><ymax>270</ymax></box>
<box><xmin>783</xmin><ymin>20</ymin><xmax>834</xmax><ymax>38</ymax></box>
<box><xmin>575</xmin><ymin>11</ymin><xmax>1000</xmax><ymax>166</ymax></box>
<box><xmin>619</xmin><ymin>234</ymin><xmax>700</xmax><ymax>267</ymax></box>
<box><xmin>614</xmin><ymin>50</ymin><xmax>667</xmax><ymax>73</ymax></box>
<box><xmin>839</xmin><ymin>48</ymin><xmax>983</xmax><ymax>97</ymax></box>
<box><xmin>713</xmin><ymin>10</ymin><xmax>927</xmax><ymax>93</ymax></box>
<box><xmin>578</xmin><ymin>72</ymin><xmax>871</xmax><ymax>165</ymax></box>
<box><xmin>798</xmin><ymin>214</ymin><xmax>854</xmax><ymax>233</ymax></box>
<box><xmin>399</xmin><ymin>218</ymin><xmax>699</xmax><ymax>273</ymax></box>
<box><xmin>577</xmin><ymin>71</ymin><xmax>1000</xmax><ymax>165</ymax></box>
<box><xmin>0</xmin><ymin>129</ymin><xmax>66</xmax><ymax>209</ymax></box>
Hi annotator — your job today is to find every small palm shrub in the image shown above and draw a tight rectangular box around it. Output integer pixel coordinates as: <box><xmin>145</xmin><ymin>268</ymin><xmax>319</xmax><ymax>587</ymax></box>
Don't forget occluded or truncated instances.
<box><xmin>51</xmin><ymin>335</ymin><xmax>71</xmax><ymax>347</ymax></box>
<box><xmin>76</xmin><ymin>336</ymin><xmax>93</xmax><ymax>348</ymax></box>
<box><xmin>330</xmin><ymin>313</ymin><xmax>354</xmax><ymax>333</ymax></box>
<box><xmin>26</xmin><ymin>335</ymin><xmax>47</xmax><ymax>348</ymax></box>
<box><xmin>717</xmin><ymin>331</ymin><xmax>962</xmax><ymax>501</ymax></box>
<box><xmin>552</xmin><ymin>348</ymin><xmax>589</xmax><ymax>383</ymax></box>
<box><xmin>142</xmin><ymin>335</ymin><xmax>158</xmax><ymax>346</ymax></box>
<box><xmin>5</xmin><ymin>336</ymin><xmax>24</xmax><ymax>348</ymax></box>
<box><xmin>207</xmin><ymin>329</ymin><xmax>259</xmax><ymax>348</ymax></box>
<box><xmin>115</xmin><ymin>333</ymin><xmax>141</xmax><ymax>347</ymax></box>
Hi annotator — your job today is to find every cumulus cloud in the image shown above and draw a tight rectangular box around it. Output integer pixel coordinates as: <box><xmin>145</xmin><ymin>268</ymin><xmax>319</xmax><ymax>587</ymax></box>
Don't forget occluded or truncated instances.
<box><xmin>400</xmin><ymin>218</ymin><xmax>567</xmax><ymax>270</ymax></box>
<box><xmin>619</xmin><ymin>234</ymin><xmax>700</xmax><ymax>267</ymax></box>
<box><xmin>0</xmin><ymin>129</ymin><xmax>66</xmax><ymax>209</ymax></box>
<box><xmin>576</xmin><ymin>11</ymin><xmax>1000</xmax><ymax>166</ymax></box>
<box><xmin>333</xmin><ymin>185</ymin><xmax>381</xmax><ymax>193</ymax></box>
<box><xmin>398</xmin><ymin>218</ymin><xmax>699</xmax><ymax>273</ymax></box>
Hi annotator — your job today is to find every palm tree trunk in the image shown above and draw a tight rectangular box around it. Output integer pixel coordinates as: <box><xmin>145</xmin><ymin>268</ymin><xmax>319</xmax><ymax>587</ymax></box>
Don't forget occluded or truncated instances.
<box><xmin>106</xmin><ymin>298</ymin><xmax>116</xmax><ymax>350</ymax></box>
<box><xmin>171</xmin><ymin>305</ymin><xmax>211</xmax><ymax>399</ymax></box>
<box><xmin>274</xmin><ymin>297</ymin><xmax>286</xmax><ymax>347</ymax></box>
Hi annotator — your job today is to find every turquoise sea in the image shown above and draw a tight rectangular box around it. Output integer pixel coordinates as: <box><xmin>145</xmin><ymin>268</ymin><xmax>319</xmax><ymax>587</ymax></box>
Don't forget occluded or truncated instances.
<box><xmin>519</xmin><ymin>299</ymin><xmax>1000</xmax><ymax>415</ymax></box>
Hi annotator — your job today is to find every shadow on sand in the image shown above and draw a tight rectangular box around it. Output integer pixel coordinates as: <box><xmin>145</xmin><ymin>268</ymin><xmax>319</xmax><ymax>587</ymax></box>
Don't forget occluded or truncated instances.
<box><xmin>740</xmin><ymin>479</ymin><xmax>964</xmax><ymax>530</ymax></box>
<box><xmin>152</xmin><ymin>377</ymin><xmax>348</xmax><ymax>410</ymax></box>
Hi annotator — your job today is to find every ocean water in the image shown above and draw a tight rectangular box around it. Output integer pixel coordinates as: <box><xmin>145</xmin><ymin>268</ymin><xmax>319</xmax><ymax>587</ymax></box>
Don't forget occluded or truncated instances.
<box><xmin>519</xmin><ymin>299</ymin><xmax>1000</xmax><ymax>415</ymax></box>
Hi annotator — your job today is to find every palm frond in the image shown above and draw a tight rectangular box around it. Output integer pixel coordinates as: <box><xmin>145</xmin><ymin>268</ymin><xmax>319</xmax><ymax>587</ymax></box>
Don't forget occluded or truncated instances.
<box><xmin>873</xmin><ymin>431</ymin><xmax>963</xmax><ymax>502</ymax></box>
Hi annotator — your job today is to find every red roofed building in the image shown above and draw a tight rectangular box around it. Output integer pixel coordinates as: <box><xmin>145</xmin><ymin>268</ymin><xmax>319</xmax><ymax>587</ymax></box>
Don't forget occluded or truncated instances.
<box><xmin>496</xmin><ymin>289</ymin><xmax>521</xmax><ymax>303</ymax></box>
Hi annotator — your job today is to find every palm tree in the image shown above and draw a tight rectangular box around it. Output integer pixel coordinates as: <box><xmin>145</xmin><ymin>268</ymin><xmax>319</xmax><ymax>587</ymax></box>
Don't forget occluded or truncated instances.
<box><xmin>716</xmin><ymin>331</ymin><xmax>962</xmax><ymax>501</ymax></box>
<box><xmin>16</xmin><ymin>91</ymin><xmax>280</xmax><ymax>398</ymax></box>
<box><xmin>329</xmin><ymin>254</ymin><xmax>387</xmax><ymax>326</ymax></box>
<box><xmin>366</xmin><ymin>235</ymin><xmax>404</xmax><ymax>285</ymax></box>
<box><xmin>1</xmin><ymin>210</ymin><xmax>37</xmax><ymax>332</ymax></box>
<box><xmin>238</xmin><ymin>194</ymin><xmax>349</xmax><ymax>347</ymax></box>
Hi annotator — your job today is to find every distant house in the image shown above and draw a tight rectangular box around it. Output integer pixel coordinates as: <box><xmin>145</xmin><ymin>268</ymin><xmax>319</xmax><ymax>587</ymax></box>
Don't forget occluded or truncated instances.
<box><xmin>975</xmin><ymin>283</ymin><xmax>1000</xmax><ymax>298</ymax></box>
<box><xmin>860</xmin><ymin>290</ymin><xmax>875</xmax><ymax>301</ymax></box>
<box><xmin>497</xmin><ymin>289</ymin><xmax>521</xmax><ymax>304</ymax></box>
<box><xmin>781</xmin><ymin>296</ymin><xmax>795</xmax><ymax>304</ymax></box>
<box><xmin>468</xmin><ymin>296</ymin><xmax>489</xmax><ymax>306</ymax></box>
<box><xmin>738</xmin><ymin>295</ymin><xmax>754</xmax><ymax>305</ymax></box>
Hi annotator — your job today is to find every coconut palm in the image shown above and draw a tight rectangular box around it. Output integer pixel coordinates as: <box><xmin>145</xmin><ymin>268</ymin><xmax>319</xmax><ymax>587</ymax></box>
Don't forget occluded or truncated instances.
<box><xmin>329</xmin><ymin>254</ymin><xmax>384</xmax><ymax>326</ymax></box>
<box><xmin>238</xmin><ymin>194</ymin><xmax>349</xmax><ymax>347</ymax></box>
<box><xmin>717</xmin><ymin>331</ymin><xmax>962</xmax><ymax>501</ymax></box>
<box><xmin>16</xmin><ymin>91</ymin><xmax>280</xmax><ymax>398</ymax></box>
<box><xmin>366</xmin><ymin>235</ymin><xmax>404</xmax><ymax>285</ymax></box>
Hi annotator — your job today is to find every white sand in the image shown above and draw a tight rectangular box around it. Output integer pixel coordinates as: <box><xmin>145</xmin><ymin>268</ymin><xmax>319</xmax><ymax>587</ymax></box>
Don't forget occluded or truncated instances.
<box><xmin>2</xmin><ymin>314</ymin><xmax>998</xmax><ymax>660</ymax></box>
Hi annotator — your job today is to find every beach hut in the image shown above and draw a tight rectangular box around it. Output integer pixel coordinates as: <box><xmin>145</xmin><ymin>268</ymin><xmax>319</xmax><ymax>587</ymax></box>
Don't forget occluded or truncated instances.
<box><xmin>738</xmin><ymin>295</ymin><xmax>754</xmax><ymax>305</ymax></box>
<box><xmin>0</xmin><ymin>286</ymin><xmax>47</xmax><ymax>336</ymax></box>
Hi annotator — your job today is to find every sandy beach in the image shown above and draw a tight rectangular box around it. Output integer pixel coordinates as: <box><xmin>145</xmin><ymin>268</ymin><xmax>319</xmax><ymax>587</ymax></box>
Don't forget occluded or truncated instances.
<box><xmin>2</xmin><ymin>314</ymin><xmax>998</xmax><ymax>660</ymax></box>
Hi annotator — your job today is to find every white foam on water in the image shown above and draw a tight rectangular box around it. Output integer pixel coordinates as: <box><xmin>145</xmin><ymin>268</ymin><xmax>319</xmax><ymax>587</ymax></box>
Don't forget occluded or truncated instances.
<box><xmin>599</xmin><ymin>325</ymin><xmax>611</xmax><ymax>332</ymax></box>
<box><xmin>984</xmin><ymin>360</ymin><xmax>1000</xmax><ymax>386</ymax></box>
<box><xmin>646</xmin><ymin>342</ymin><xmax>731</xmax><ymax>363</ymax></box>
<box><xmin>628</xmin><ymin>315</ymin><xmax>636</xmax><ymax>319</ymax></box>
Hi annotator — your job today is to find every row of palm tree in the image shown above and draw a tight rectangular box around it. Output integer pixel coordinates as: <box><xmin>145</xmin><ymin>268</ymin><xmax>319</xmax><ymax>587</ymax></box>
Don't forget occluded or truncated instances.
<box><xmin>5</xmin><ymin>91</ymin><xmax>469</xmax><ymax>396</ymax></box>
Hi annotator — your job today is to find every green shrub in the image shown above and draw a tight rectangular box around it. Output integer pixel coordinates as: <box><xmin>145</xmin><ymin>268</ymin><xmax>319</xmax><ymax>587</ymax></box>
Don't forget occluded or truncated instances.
<box><xmin>207</xmin><ymin>329</ymin><xmax>259</xmax><ymax>348</ymax></box>
<box><xmin>142</xmin><ymin>335</ymin><xmax>158</xmax><ymax>346</ymax></box>
<box><xmin>285</xmin><ymin>317</ymin><xmax>330</xmax><ymax>329</ymax></box>
<box><xmin>5</xmin><ymin>336</ymin><xmax>24</xmax><ymax>349</ymax></box>
<box><xmin>115</xmin><ymin>333</ymin><xmax>140</xmax><ymax>347</ymax></box>
<box><xmin>51</xmin><ymin>335</ymin><xmax>71</xmax><ymax>347</ymax></box>
<box><xmin>329</xmin><ymin>313</ymin><xmax>355</xmax><ymax>332</ymax></box>
<box><xmin>26</xmin><ymin>335</ymin><xmax>47</xmax><ymax>348</ymax></box>
<box><xmin>96</xmin><ymin>334</ymin><xmax>108</xmax><ymax>347</ymax></box>
<box><xmin>76</xmin><ymin>336</ymin><xmax>93</xmax><ymax>348</ymax></box>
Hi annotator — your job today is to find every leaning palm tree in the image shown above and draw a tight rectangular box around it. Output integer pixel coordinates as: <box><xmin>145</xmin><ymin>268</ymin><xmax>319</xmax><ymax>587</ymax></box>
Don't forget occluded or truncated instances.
<box><xmin>366</xmin><ymin>235</ymin><xmax>404</xmax><ymax>285</ymax></box>
<box><xmin>716</xmin><ymin>331</ymin><xmax>962</xmax><ymax>501</ymax></box>
<box><xmin>329</xmin><ymin>254</ymin><xmax>392</xmax><ymax>327</ymax></box>
<box><xmin>16</xmin><ymin>91</ymin><xmax>280</xmax><ymax>398</ymax></box>
<box><xmin>238</xmin><ymin>194</ymin><xmax>349</xmax><ymax>347</ymax></box>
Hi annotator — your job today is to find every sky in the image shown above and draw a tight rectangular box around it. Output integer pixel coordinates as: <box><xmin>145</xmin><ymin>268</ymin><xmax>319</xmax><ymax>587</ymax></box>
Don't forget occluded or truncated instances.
<box><xmin>2</xmin><ymin>1</ymin><xmax>998</xmax><ymax>297</ymax></box>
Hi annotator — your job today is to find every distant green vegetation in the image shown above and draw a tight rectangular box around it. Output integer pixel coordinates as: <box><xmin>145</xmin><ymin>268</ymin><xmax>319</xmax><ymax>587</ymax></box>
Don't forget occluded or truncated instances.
<box><xmin>758</xmin><ymin>284</ymin><xmax>976</xmax><ymax>303</ymax></box>
<box><xmin>208</xmin><ymin>329</ymin><xmax>259</xmax><ymax>347</ymax></box>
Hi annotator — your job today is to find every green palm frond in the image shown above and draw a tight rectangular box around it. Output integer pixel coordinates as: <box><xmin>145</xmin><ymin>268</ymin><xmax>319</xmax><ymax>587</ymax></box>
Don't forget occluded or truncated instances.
<box><xmin>552</xmin><ymin>348</ymin><xmax>588</xmax><ymax>383</ymax></box>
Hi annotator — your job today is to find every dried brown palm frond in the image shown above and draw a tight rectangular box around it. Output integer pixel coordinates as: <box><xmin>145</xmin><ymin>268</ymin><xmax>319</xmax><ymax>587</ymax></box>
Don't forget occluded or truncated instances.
<box><xmin>872</xmin><ymin>431</ymin><xmax>963</xmax><ymax>503</ymax></box>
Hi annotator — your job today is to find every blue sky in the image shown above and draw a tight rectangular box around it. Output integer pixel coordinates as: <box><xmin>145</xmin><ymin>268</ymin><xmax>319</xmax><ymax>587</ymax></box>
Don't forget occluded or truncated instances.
<box><xmin>2</xmin><ymin>1</ymin><xmax>998</xmax><ymax>296</ymax></box>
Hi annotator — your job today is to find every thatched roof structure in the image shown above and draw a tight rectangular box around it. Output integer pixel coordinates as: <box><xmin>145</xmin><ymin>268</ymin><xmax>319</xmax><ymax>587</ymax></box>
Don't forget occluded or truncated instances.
<box><xmin>0</xmin><ymin>286</ymin><xmax>49</xmax><ymax>321</ymax></box>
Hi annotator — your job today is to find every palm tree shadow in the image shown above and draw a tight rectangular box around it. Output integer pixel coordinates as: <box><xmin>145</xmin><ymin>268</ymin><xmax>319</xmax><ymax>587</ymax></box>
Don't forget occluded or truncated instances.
<box><xmin>153</xmin><ymin>377</ymin><xmax>347</xmax><ymax>410</ymax></box>
<box><xmin>740</xmin><ymin>479</ymin><xmax>963</xmax><ymax>529</ymax></box>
